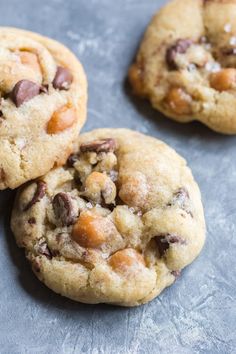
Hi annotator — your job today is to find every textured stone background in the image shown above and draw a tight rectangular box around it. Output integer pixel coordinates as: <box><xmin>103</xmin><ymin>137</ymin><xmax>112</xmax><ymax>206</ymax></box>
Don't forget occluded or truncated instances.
<box><xmin>0</xmin><ymin>0</ymin><xmax>236</xmax><ymax>353</ymax></box>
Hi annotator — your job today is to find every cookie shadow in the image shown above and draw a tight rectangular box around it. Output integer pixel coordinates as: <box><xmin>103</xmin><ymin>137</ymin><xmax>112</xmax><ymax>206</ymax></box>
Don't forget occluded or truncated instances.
<box><xmin>2</xmin><ymin>190</ymin><xmax>190</xmax><ymax>314</ymax></box>
<box><xmin>3</xmin><ymin>195</ymin><xmax>129</xmax><ymax>313</ymax></box>
<box><xmin>123</xmin><ymin>77</ymin><xmax>236</xmax><ymax>143</ymax></box>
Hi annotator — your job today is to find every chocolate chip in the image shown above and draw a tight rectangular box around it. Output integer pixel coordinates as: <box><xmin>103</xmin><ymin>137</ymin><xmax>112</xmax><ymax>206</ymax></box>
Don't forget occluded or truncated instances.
<box><xmin>52</xmin><ymin>66</ymin><xmax>73</xmax><ymax>90</ymax></box>
<box><xmin>155</xmin><ymin>234</ymin><xmax>185</xmax><ymax>257</ymax></box>
<box><xmin>67</xmin><ymin>153</ymin><xmax>79</xmax><ymax>167</ymax></box>
<box><xmin>222</xmin><ymin>47</ymin><xmax>236</xmax><ymax>56</ymax></box>
<box><xmin>28</xmin><ymin>217</ymin><xmax>36</xmax><ymax>225</ymax></box>
<box><xmin>52</xmin><ymin>192</ymin><xmax>77</xmax><ymax>226</ymax></box>
<box><xmin>40</xmin><ymin>84</ymin><xmax>49</xmax><ymax>93</ymax></box>
<box><xmin>171</xmin><ymin>270</ymin><xmax>181</xmax><ymax>278</ymax></box>
<box><xmin>2</xmin><ymin>92</ymin><xmax>10</xmax><ymax>100</ymax></box>
<box><xmin>169</xmin><ymin>187</ymin><xmax>193</xmax><ymax>217</ymax></box>
<box><xmin>24</xmin><ymin>181</ymin><xmax>47</xmax><ymax>211</ymax></box>
<box><xmin>166</xmin><ymin>39</ymin><xmax>193</xmax><ymax>70</ymax></box>
<box><xmin>103</xmin><ymin>203</ymin><xmax>116</xmax><ymax>212</ymax></box>
<box><xmin>80</xmin><ymin>138</ymin><xmax>116</xmax><ymax>153</ymax></box>
<box><xmin>10</xmin><ymin>80</ymin><xmax>42</xmax><ymax>107</ymax></box>
<box><xmin>37</xmin><ymin>241</ymin><xmax>52</xmax><ymax>259</ymax></box>
<box><xmin>74</xmin><ymin>173</ymin><xmax>83</xmax><ymax>189</ymax></box>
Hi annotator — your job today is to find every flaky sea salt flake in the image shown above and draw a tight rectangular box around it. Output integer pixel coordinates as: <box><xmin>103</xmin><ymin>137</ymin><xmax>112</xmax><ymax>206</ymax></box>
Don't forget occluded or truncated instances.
<box><xmin>188</xmin><ymin>63</ymin><xmax>197</xmax><ymax>72</ymax></box>
<box><xmin>230</xmin><ymin>37</ymin><xmax>236</xmax><ymax>46</ymax></box>
<box><xmin>86</xmin><ymin>202</ymin><xmax>93</xmax><ymax>209</ymax></box>
<box><xmin>205</xmin><ymin>62</ymin><xmax>221</xmax><ymax>73</ymax></box>
<box><xmin>224</xmin><ymin>23</ymin><xmax>232</xmax><ymax>33</ymax></box>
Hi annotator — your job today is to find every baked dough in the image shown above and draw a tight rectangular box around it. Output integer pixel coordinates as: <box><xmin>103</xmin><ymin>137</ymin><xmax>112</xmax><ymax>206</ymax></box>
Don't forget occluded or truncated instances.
<box><xmin>11</xmin><ymin>129</ymin><xmax>206</xmax><ymax>306</ymax></box>
<box><xmin>0</xmin><ymin>27</ymin><xmax>87</xmax><ymax>189</ymax></box>
<box><xmin>129</xmin><ymin>0</ymin><xmax>236</xmax><ymax>134</ymax></box>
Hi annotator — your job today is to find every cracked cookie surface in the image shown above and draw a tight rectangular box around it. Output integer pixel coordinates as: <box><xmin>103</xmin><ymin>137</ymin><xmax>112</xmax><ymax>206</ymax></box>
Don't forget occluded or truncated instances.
<box><xmin>129</xmin><ymin>0</ymin><xmax>236</xmax><ymax>134</ymax></box>
<box><xmin>0</xmin><ymin>27</ymin><xmax>87</xmax><ymax>189</ymax></box>
<box><xmin>11</xmin><ymin>128</ymin><xmax>205</xmax><ymax>306</ymax></box>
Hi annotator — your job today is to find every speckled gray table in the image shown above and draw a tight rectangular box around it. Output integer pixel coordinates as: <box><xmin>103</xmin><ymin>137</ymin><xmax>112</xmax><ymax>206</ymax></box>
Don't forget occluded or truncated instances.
<box><xmin>0</xmin><ymin>0</ymin><xmax>236</xmax><ymax>353</ymax></box>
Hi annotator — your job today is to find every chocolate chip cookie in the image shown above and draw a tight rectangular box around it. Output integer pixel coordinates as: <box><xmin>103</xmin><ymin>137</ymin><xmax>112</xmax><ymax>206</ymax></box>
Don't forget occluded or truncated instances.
<box><xmin>11</xmin><ymin>129</ymin><xmax>205</xmax><ymax>306</ymax></box>
<box><xmin>129</xmin><ymin>0</ymin><xmax>236</xmax><ymax>134</ymax></box>
<box><xmin>0</xmin><ymin>27</ymin><xmax>87</xmax><ymax>189</ymax></box>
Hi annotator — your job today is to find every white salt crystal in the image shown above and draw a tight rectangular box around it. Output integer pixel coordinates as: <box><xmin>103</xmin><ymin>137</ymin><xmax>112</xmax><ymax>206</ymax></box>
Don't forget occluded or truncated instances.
<box><xmin>224</xmin><ymin>23</ymin><xmax>232</xmax><ymax>33</ymax></box>
<box><xmin>205</xmin><ymin>62</ymin><xmax>221</xmax><ymax>73</ymax></box>
<box><xmin>230</xmin><ymin>36</ymin><xmax>236</xmax><ymax>45</ymax></box>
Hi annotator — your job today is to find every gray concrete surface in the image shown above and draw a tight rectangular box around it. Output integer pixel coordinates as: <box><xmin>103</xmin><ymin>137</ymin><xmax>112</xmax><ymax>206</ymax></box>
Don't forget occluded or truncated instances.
<box><xmin>0</xmin><ymin>0</ymin><xmax>235</xmax><ymax>353</ymax></box>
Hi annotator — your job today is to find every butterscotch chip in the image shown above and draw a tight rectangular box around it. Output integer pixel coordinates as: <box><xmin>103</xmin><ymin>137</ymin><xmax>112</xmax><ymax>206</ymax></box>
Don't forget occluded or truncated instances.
<box><xmin>19</xmin><ymin>51</ymin><xmax>42</xmax><ymax>75</ymax></box>
<box><xmin>165</xmin><ymin>87</ymin><xmax>192</xmax><ymax>115</ymax></box>
<box><xmin>128</xmin><ymin>63</ymin><xmax>147</xmax><ymax>97</ymax></box>
<box><xmin>109</xmin><ymin>249</ymin><xmax>145</xmax><ymax>272</ymax></box>
<box><xmin>0</xmin><ymin>27</ymin><xmax>87</xmax><ymax>189</ymax></box>
<box><xmin>129</xmin><ymin>0</ymin><xmax>236</xmax><ymax>134</ymax></box>
<box><xmin>210</xmin><ymin>68</ymin><xmax>236</xmax><ymax>91</ymax></box>
<box><xmin>83</xmin><ymin>172</ymin><xmax>116</xmax><ymax>204</ymax></box>
<box><xmin>72</xmin><ymin>212</ymin><xmax>107</xmax><ymax>248</ymax></box>
<box><xmin>47</xmin><ymin>105</ymin><xmax>77</xmax><ymax>134</ymax></box>
<box><xmin>19</xmin><ymin>50</ymin><xmax>42</xmax><ymax>74</ymax></box>
<box><xmin>11</xmin><ymin>128</ymin><xmax>205</xmax><ymax>307</ymax></box>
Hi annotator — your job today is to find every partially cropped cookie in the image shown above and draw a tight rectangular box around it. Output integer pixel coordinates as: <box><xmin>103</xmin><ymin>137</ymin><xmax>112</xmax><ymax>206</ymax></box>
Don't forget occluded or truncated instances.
<box><xmin>129</xmin><ymin>0</ymin><xmax>236</xmax><ymax>134</ymax></box>
<box><xmin>11</xmin><ymin>129</ymin><xmax>205</xmax><ymax>306</ymax></box>
<box><xmin>0</xmin><ymin>27</ymin><xmax>87</xmax><ymax>189</ymax></box>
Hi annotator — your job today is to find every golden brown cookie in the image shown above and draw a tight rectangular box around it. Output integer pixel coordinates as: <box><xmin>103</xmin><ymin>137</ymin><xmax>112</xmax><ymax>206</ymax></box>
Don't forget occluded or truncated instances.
<box><xmin>11</xmin><ymin>129</ymin><xmax>206</xmax><ymax>306</ymax></box>
<box><xmin>129</xmin><ymin>0</ymin><xmax>236</xmax><ymax>134</ymax></box>
<box><xmin>0</xmin><ymin>27</ymin><xmax>87</xmax><ymax>189</ymax></box>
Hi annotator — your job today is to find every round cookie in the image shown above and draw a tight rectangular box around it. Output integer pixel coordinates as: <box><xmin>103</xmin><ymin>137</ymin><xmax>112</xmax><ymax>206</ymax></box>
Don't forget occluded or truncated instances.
<box><xmin>11</xmin><ymin>128</ymin><xmax>205</xmax><ymax>307</ymax></box>
<box><xmin>129</xmin><ymin>0</ymin><xmax>236</xmax><ymax>134</ymax></box>
<box><xmin>0</xmin><ymin>27</ymin><xmax>87</xmax><ymax>189</ymax></box>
